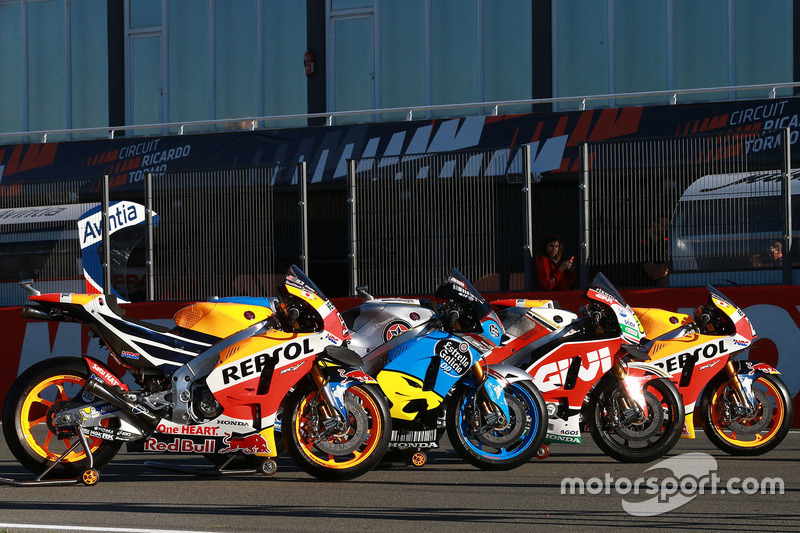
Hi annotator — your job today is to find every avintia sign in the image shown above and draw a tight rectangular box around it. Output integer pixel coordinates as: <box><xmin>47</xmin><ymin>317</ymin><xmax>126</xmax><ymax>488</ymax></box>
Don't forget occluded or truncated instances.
<box><xmin>77</xmin><ymin>201</ymin><xmax>159</xmax><ymax>300</ymax></box>
<box><xmin>79</xmin><ymin>201</ymin><xmax>148</xmax><ymax>248</ymax></box>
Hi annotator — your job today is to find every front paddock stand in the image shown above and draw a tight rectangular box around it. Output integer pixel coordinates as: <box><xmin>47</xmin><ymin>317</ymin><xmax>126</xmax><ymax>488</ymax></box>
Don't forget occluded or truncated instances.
<box><xmin>0</xmin><ymin>428</ymin><xmax>100</xmax><ymax>487</ymax></box>
<box><xmin>144</xmin><ymin>455</ymin><xmax>278</xmax><ymax>478</ymax></box>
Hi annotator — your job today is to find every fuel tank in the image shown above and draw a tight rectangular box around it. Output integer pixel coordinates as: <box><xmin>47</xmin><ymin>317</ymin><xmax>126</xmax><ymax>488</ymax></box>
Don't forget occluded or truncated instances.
<box><xmin>173</xmin><ymin>297</ymin><xmax>275</xmax><ymax>338</ymax></box>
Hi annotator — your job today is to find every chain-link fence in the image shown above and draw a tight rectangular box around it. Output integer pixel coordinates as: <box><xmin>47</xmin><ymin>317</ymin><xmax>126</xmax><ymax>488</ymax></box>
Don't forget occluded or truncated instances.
<box><xmin>150</xmin><ymin>164</ymin><xmax>306</xmax><ymax>300</ymax></box>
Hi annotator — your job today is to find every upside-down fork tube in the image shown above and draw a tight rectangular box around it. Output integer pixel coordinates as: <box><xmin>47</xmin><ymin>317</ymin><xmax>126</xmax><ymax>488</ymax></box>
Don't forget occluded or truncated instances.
<box><xmin>310</xmin><ymin>364</ymin><xmax>339</xmax><ymax>421</ymax></box>
<box><xmin>611</xmin><ymin>362</ymin><xmax>649</xmax><ymax>420</ymax></box>
<box><xmin>723</xmin><ymin>360</ymin><xmax>755</xmax><ymax>408</ymax></box>
<box><xmin>469</xmin><ymin>361</ymin><xmax>497</xmax><ymax>417</ymax></box>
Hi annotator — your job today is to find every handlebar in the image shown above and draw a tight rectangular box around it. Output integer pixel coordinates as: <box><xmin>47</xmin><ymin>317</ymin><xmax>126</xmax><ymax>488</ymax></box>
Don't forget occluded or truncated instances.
<box><xmin>693</xmin><ymin>300</ymin><xmax>732</xmax><ymax>334</ymax></box>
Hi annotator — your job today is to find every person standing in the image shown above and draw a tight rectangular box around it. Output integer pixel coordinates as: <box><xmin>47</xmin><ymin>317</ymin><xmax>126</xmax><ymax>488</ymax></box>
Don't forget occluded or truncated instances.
<box><xmin>536</xmin><ymin>233</ymin><xmax>576</xmax><ymax>291</ymax></box>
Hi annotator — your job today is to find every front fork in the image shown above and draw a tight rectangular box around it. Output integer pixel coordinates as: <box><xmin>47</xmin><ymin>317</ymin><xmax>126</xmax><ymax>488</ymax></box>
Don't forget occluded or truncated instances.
<box><xmin>722</xmin><ymin>360</ymin><xmax>757</xmax><ymax>418</ymax></box>
<box><xmin>611</xmin><ymin>361</ymin><xmax>649</xmax><ymax>424</ymax></box>
<box><xmin>310</xmin><ymin>364</ymin><xmax>349</xmax><ymax>434</ymax></box>
<box><xmin>469</xmin><ymin>361</ymin><xmax>510</xmax><ymax>430</ymax></box>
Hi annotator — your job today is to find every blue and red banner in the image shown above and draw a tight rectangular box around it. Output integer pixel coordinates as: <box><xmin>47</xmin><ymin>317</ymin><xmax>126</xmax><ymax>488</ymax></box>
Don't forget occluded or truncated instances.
<box><xmin>0</xmin><ymin>97</ymin><xmax>797</xmax><ymax>190</ymax></box>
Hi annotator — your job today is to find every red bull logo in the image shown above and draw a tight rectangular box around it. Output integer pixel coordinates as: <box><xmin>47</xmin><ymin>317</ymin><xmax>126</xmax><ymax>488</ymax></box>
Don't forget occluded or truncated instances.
<box><xmin>144</xmin><ymin>437</ymin><xmax>215</xmax><ymax>454</ymax></box>
<box><xmin>746</xmin><ymin>361</ymin><xmax>777</xmax><ymax>375</ymax></box>
<box><xmin>338</xmin><ymin>368</ymin><xmax>374</xmax><ymax>383</ymax></box>
<box><xmin>218</xmin><ymin>432</ymin><xmax>271</xmax><ymax>454</ymax></box>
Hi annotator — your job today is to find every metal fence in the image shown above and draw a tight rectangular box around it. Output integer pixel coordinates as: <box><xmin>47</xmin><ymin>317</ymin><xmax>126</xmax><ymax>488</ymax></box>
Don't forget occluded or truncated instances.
<box><xmin>3</xmin><ymin>129</ymin><xmax>800</xmax><ymax>306</ymax></box>
<box><xmin>150</xmin><ymin>164</ymin><xmax>307</xmax><ymax>300</ymax></box>
<box><xmin>0</xmin><ymin>180</ymin><xmax>93</xmax><ymax>304</ymax></box>
<box><xmin>582</xmin><ymin>129</ymin><xmax>793</xmax><ymax>288</ymax></box>
<box><xmin>347</xmin><ymin>146</ymin><xmax>533</xmax><ymax>296</ymax></box>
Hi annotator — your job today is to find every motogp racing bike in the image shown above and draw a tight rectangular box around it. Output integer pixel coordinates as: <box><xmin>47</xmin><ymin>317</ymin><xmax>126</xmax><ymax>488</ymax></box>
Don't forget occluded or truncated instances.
<box><xmin>487</xmin><ymin>273</ymin><xmax>685</xmax><ymax>463</ymax></box>
<box><xmin>2</xmin><ymin>266</ymin><xmax>391</xmax><ymax>485</ymax></box>
<box><xmin>629</xmin><ymin>284</ymin><xmax>793</xmax><ymax>455</ymax></box>
<box><xmin>342</xmin><ymin>269</ymin><xmax>548</xmax><ymax>470</ymax></box>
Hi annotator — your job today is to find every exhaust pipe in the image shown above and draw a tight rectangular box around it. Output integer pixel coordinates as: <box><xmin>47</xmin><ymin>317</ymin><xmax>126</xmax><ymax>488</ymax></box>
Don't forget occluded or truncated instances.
<box><xmin>84</xmin><ymin>380</ymin><xmax>160</xmax><ymax>434</ymax></box>
<box><xmin>22</xmin><ymin>306</ymin><xmax>58</xmax><ymax>321</ymax></box>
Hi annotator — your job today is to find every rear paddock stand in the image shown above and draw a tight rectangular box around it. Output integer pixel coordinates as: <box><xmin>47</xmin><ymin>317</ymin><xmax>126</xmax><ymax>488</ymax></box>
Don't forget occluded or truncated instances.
<box><xmin>0</xmin><ymin>427</ymin><xmax>100</xmax><ymax>487</ymax></box>
<box><xmin>144</xmin><ymin>455</ymin><xmax>278</xmax><ymax>477</ymax></box>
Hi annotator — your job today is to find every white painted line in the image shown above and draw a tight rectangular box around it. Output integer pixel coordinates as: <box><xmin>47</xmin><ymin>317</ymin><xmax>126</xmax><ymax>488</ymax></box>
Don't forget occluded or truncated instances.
<box><xmin>0</xmin><ymin>524</ymin><xmax>222</xmax><ymax>533</ymax></box>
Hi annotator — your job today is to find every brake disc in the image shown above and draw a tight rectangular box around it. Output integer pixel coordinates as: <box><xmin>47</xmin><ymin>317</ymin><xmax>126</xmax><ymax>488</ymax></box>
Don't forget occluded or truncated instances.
<box><xmin>312</xmin><ymin>394</ymin><xmax>369</xmax><ymax>455</ymax></box>
<box><xmin>614</xmin><ymin>391</ymin><xmax>663</xmax><ymax>441</ymax></box>
<box><xmin>725</xmin><ymin>387</ymin><xmax>772</xmax><ymax>434</ymax></box>
<box><xmin>475</xmin><ymin>392</ymin><xmax>527</xmax><ymax>447</ymax></box>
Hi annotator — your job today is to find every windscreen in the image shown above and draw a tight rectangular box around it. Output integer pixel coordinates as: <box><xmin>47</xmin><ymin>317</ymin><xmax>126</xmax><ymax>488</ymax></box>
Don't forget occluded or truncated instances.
<box><xmin>588</xmin><ymin>272</ymin><xmax>630</xmax><ymax>308</ymax></box>
<box><xmin>435</xmin><ymin>268</ymin><xmax>493</xmax><ymax>323</ymax></box>
<box><xmin>284</xmin><ymin>264</ymin><xmax>328</xmax><ymax>301</ymax></box>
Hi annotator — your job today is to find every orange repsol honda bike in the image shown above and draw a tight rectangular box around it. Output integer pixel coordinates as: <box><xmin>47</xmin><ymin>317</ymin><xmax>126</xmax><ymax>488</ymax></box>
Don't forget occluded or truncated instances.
<box><xmin>2</xmin><ymin>266</ymin><xmax>391</xmax><ymax>485</ymax></box>
<box><xmin>627</xmin><ymin>285</ymin><xmax>793</xmax><ymax>456</ymax></box>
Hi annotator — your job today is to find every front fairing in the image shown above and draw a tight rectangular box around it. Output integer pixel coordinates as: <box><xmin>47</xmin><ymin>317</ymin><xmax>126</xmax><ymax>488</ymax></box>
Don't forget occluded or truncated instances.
<box><xmin>707</xmin><ymin>285</ymin><xmax>756</xmax><ymax>342</ymax></box>
<box><xmin>282</xmin><ymin>265</ymin><xmax>351</xmax><ymax>344</ymax></box>
<box><xmin>206</xmin><ymin>329</ymin><xmax>328</xmax><ymax>423</ymax></box>
<box><xmin>585</xmin><ymin>273</ymin><xmax>645</xmax><ymax>344</ymax></box>
<box><xmin>436</xmin><ymin>268</ymin><xmax>504</xmax><ymax>338</ymax></box>
<box><xmin>477</xmin><ymin>310</ymin><xmax>504</xmax><ymax>346</ymax></box>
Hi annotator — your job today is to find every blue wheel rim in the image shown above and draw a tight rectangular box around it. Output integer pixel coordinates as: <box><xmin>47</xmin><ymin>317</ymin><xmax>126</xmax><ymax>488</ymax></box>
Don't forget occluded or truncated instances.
<box><xmin>456</xmin><ymin>382</ymin><xmax>540</xmax><ymax>460</ymax></box>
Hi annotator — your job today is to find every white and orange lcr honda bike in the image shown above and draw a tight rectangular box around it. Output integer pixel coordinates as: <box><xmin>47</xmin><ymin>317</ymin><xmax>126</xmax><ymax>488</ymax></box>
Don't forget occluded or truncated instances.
<box><xmin>2</xmin><ymin>266</ymin><xmax>391</xmax><ymax>485</ymax></box>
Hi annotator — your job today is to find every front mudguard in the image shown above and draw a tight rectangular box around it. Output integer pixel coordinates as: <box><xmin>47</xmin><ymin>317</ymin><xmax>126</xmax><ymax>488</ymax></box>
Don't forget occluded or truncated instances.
<box><xmin>457</xmin><ymin>363</ymin><xmax>535</xmax><ymax>421</ymax></box>
<box><xmin>322</xmin><ymin>365</ymin><xmax>380</xmax><ymax>420</ymax></box>
<box><xmin>728</xmin><ymin>359</ymin><xmax>781</xmax><ymax>412</ymax></box>
<box><xmin>695</xmin><ymin>359</ymin><xmax>782</xmax><ymax>420</ymax></box>
<box><xmin>736</xmin><ymin>359</ymin><xmax>781</xmax><ymax>377</ymax></box>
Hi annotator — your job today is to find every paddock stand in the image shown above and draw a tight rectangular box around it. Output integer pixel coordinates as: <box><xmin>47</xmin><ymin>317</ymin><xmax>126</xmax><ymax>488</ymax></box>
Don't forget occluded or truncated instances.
<box><xmin>144</xmin><ymin>455</ymin><xmax>278</xmax><ymax>478</ymax></box>
<box><xmin>0</xmin><ymin>427</ymin><xmax>100</xmax><ymax>487</ymax></box>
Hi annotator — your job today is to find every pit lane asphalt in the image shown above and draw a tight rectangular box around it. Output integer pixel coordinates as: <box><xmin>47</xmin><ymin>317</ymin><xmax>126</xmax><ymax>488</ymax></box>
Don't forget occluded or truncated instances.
<box><xmin>0</xmin><ymin>425</ymin><xmax>798</xmax><ymax>533</ymax></box>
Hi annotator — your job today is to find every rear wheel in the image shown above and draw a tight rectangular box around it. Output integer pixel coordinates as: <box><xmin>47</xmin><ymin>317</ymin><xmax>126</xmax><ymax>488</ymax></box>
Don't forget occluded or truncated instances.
<box><xmin>587</xmin><ymin>377</ymin><xmax>684</xmax><ymax>463</ymax></box>
<box><xmin>700</xmin><ymin>372</ymin><xmax>793</xmax><ymax>456</ymax></box>
<box><xmin>2</xmin><ymin>358</ymin><xmax>122</xmax><ymax>477</ymax></box>
<box><xmin>284</xmin><ymin>383</ymin><xmax>391</xmax><ymax>480</ymax></box>
<box><xmin>446</xmin><ymin>380</ymin><xmax>547</xmax><ymax>470</ymax></box>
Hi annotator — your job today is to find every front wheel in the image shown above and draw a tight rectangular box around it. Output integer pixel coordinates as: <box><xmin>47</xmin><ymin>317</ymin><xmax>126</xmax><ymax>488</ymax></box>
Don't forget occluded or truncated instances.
<box><xmin>2</xmin><ymin>358</ymin><xmax>122</xmax><ymax>478</ymax></box>
<box><xmin>284</xmin><ymin>383</ymin><xmax>391</xmax><ymax>481</ymax></box>
<box><xmin>586</xmin><ymin>376</ymin><xmax>684</xmax><ymax>463</ymax></box>
<box><xmin>446</xmin><ymin>380</ymin><xmax>547</xmax><ymax>470</ymax></box>
<box><xmin>699</xmin><ymin>372</ymin><xmax>793</xmax><ymax>456</ymax></box>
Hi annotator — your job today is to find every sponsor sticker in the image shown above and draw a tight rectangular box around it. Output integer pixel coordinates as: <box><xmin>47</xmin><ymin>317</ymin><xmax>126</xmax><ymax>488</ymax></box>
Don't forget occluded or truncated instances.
<box><xmin>435</xmin><ymin>339</ymin><xmax>472</xmax><ymax>377</ymax></box>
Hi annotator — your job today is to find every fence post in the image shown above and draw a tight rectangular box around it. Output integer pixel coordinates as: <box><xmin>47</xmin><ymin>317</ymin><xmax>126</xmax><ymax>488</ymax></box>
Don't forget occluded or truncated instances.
<box><xmin>145</xmin><ymin>172</ymin><xmax>154</xmax><ymax>300</ymax></box>
<box><xmin>347</xmin><ymin>159</ymin><xmax>357</xmax><ymax>296</ymax></box>
<box><xmin>102</xmin><ymin>174</ymin><xmax>111</xmax><ymax>295</ymax></box>
<box><xmin>579</xmin><ymin>143</ymin><xmax>590</xmax><ymax>289</ymax></box>
<box><xmin>782</xmin><ymin>127</ymin><xmax>793</xmax><ymax>285</ymax></box>
<box><xmin>522</xmin><ymin>145</ymin><xmax>533</xmax><ymax>290</ymax></box>
<box><xmin>298</xmin><ymin>161</ymin><xmax>309</xmax><ymax>273</ymax></box>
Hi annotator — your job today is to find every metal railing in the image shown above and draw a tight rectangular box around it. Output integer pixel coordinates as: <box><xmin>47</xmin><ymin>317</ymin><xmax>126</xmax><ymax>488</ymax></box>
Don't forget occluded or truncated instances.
<box><xmin>1</xmin><ymin>82</ymin><xmax>798</xmax><ymax>144</ymax></box>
